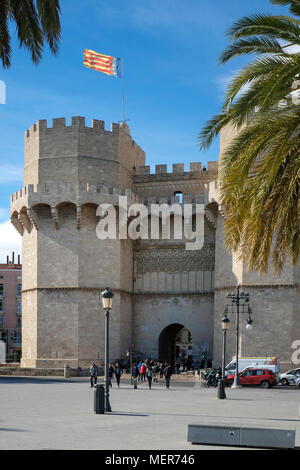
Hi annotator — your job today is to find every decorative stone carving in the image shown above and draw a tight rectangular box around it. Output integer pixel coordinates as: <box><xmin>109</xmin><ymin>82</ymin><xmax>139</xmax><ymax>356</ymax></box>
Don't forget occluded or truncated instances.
<box><xmin>135</xmin><ymin>246</ymin><xmax>215</xmax><ymax>273</ymax></box>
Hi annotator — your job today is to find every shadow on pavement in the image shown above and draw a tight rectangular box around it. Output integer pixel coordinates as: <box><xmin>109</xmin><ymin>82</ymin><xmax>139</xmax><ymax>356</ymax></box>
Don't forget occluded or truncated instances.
<box><xmin>148</xmin><ymin>412</ymin><xmax>300</xmax><ymax>423</ymax></box>
<box><xmin>0</xmin><ymin>428</ymin><xmax>31</xmax><ymax>432</ymax></box>
<box><xmin>0</xmin><ymin>377</ymin><xmax>81</xmax><ymax>385</ymax></box>
<box><xmin>109</xmin><ymin>412</ymin><xmax>149</xmax><ymax>417</ymax></box>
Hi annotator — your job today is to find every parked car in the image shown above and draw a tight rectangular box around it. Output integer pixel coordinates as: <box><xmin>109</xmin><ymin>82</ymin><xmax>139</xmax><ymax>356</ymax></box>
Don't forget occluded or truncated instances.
<box><xmin>226</xmin><ymin>368</ymin><xmax>276</xmax><ymax>389</ymax></box>
<box><xmin>225</xmin><ymin>357</ymin><xmax>280</xmax><ymax>377</ymax></box>
<box><xmin>241</xmin><ymin>365</ymin><xmax>280</xmax><ymax>383</ymax></box>
<box><xmin>295</xmin><ymin>377</ymin><xmax>300</xmax><ymax>388</ymax></box>
<box><xmin>279</xmin><ymin>368</ymin><xmax>300</xmax><ymax>386</ymax></box>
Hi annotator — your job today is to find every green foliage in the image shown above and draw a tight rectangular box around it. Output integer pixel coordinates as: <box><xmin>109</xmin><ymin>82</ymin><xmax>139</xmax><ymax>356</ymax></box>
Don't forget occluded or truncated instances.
<box><xmin>199</xmin><ymin>0</ymin><xmax>300</xmax><ymax>274</ymax></box>
<box><xmin>0</xmin><ymin>0</ymin><xmax>61</xmax><ymax>69</ymax></box>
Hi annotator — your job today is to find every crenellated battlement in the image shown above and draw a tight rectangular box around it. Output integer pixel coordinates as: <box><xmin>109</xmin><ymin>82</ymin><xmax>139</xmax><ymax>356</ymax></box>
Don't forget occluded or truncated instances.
<box><xmin>25</xmin><ymin>117</ymin><xmax>143</xmax><ymax>154</ymax></box>
<box><xmin>23</xmin><ymin>116</ymin><xmax>146</xmax><ymax>190</ymax></box>
<box><xmin>10</xmin><ymin>180</ymin><xmax>219</xmax><ymax>208</ymax></box>
<box><xmin>135</xmin><ymin>161</ymin><xmax>218</xmax><ymax>179</ymax></box>
<box><xmin>10</xmin><ymin>182</ymin><xmax>143</xmax><ymax>218</ymax></box>
<box><xmin>25</xmin><ymin>116</ymin><xmax>121</xmax><ymax>138</ymax></box>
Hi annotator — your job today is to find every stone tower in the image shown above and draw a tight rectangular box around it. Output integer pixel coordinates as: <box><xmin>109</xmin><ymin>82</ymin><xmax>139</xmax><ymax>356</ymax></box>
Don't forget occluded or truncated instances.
<box><xmin>10</xmin><ymin>117</ymin><xmax>145</xmax><ymax>368</ymax></box>
<box><xmin>11</xmin><ymin>115</ymin><xmax>299</xmax><ymax>371</ymax></box>
<box><xmin>212</xmin><ymin>124</ymin><xmax>300</xmax><ymax>370</ymax></box>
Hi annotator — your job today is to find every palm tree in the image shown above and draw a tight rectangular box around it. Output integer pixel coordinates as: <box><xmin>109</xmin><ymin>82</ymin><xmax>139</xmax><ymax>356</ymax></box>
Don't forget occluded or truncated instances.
<box><xmin>0</xmin><ymin>0</ymin><xmax>61</xmax><ymax>69</ymax></box>
<box><xmin>199</xmin><ymin>0</ymin><xmax>300</xmax><ymax>274</ymax></box>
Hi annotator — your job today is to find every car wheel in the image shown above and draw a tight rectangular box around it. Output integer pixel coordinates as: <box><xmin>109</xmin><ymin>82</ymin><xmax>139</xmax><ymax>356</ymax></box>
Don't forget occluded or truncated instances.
<box><xmin>228</xmin><ymin>380</ymin><xmax>233</xmax><ymax>387</ymax></box>
<box><xmin>281</xmin><ymin>378</ymin><xmax>289</xmax><ymax>386</ymax></box>
<box><xmin>261</xmin><ymin>381</ymin><xmax>270</xmax><ymax>389</ymax></box>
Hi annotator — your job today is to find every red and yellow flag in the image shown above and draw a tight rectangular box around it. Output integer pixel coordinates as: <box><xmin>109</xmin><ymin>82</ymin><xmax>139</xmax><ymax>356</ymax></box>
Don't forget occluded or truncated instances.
<box><xmin>83</xmin><ymin>49</ymin><xmax>121</xmax><ymax>77</ymax></box>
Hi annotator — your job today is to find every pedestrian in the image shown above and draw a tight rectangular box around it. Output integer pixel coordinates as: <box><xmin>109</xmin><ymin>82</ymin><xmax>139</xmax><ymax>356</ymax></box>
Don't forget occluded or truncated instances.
<box><xmin>159</xmin><ymin>362</ymin><xmax>165</xmax><ymax>379</ymax></box>
<box><xmin>108</xmin><ymin>362</ymin><xmax>114</xmax><ymax>388</ymax></box>
<box><xmin>114</xmin><ymin>362</ymin><xmax>123</xmax><ymax>388</ymax></box>
<box><xmin>137</xmin><ymin>361</ymin><xmax>143</xmax><ymax>380</ymax></box>
<box><xmin>140</xmin><ymin>362</ymin><xmax>146</xmax><ymax>382</ymax></box>
<box><xmin>132</xmin><ymin>362</ymin><xmax>139</xmax><ymax>389</ymax></box>
<box><xmin>146</xmin><ymin>366</ymin><xmax>154</xmax><ymax>389</ymax></box>
<box><xmin>154</xmin><ymin>363</ymin><xmax>160</xmax><ymax>382</ymax></box>
<box><xmin>89</xmin><ymin>362</ymin><xmax>98</xmax><ymax>388</ymax></box>
<box><xmin>163</xmin><ymin>363</ymin><xmax>172</xmax><ymax>389</ymax></box>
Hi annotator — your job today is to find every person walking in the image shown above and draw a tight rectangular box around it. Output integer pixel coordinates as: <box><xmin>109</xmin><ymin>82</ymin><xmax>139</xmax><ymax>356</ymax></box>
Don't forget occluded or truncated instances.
<box><xmin>132</xmin><ymin>362</ymin><xmax>139</xmax><ymax>389</ymax></box>
<box><xmin>154</xmin><ymin>362</ymin><xmax>160</xmax><ymax>382</ymax></box>
<box><xmin>159</xmin><ymin>362</ymin><xmax>165</xmax><ymax>379</ymax></box>
<box><xmin>146</xmin><ymin>366</ymin><xmax>154</xmax><ymax>389</ymax></box>
<box><xmin>108</xmin><ymin>362</ymin><xmax>114</xmax><ymax>388</ymax></box>
<box><xmin>89</xmin><ymin>362</ymin><xmax>98</xmax><ymax>388</ymax></box>
<box><xmin>140</xmin><ymin>362</ymin><xmax>146</xmax><ymax>382</ymax></box>
<box><xmin>163</xmin><ymin>363</ymin><xmax>172</xmax><ymax>389</ymax></box>
<box><xmin>114</xmin><ymin>362</ymin><xmax>123</xmax><ymax>388</ymax></box>
<box><xmin>137</xmin><ymin>361</ymin><xmax>143</xmax><ymax>381</ymax></box>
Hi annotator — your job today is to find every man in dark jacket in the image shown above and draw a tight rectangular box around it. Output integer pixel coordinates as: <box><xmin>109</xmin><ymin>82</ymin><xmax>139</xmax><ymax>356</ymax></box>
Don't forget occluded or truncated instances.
<box><xmin>132</xmin><ymin>362</ymin><xmax>139</xmax><ymax>389</ymax></box>
<box><xmin>108</xmin><ymin>363</ymin><xmax>114</xmax><ymax>388</ymax></box>
<box><xmin>163</xmin><ymin>363</ymin><xmax>172</xmax><ymax>389</ymax></box>
<box><xmin>89</xmin><ymin>362</ymin><xmax>98</xmax><ymax>388</ymax></box>
<box><xmin>114</xmin><ymin>362</ymin><xmax>123</xmax><ymax>388</ymax></box>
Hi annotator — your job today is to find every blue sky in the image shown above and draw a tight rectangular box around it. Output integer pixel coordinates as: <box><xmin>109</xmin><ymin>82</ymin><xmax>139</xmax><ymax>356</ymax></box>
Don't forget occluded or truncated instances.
<box><xmin>0</xmin><ymin>0</ymin><xmax>289</xmax><ymax>261</ymax></box>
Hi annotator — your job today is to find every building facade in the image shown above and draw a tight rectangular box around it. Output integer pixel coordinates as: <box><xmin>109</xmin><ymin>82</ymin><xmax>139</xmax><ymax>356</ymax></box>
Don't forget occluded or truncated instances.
<box><xmin>10</xmin><ymin>116</ymin><xmax>300</xmax><ymax>370</ymax></box>
<box><xmin>0</xmin><ymin>252</ymin><xmax>22</xmax><ymax>362</ymax></box>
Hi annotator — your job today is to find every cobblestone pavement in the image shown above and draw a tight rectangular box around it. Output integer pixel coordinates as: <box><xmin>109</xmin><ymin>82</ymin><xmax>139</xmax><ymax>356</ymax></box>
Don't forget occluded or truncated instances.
<box><xmin>1</xmin><ymin>376</ymin><xmax>300</xmax><ymax>450</ymax></box>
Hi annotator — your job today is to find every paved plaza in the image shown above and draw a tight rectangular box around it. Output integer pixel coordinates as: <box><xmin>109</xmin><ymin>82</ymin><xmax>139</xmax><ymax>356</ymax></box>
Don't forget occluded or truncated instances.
<box><xmin>1</xmin><ymin>375</ymin><xmax>300</xmax><ymax>450</ymax></box>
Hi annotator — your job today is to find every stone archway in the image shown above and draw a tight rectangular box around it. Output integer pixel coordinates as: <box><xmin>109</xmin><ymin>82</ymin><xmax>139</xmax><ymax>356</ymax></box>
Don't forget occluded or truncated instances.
<box><xmin>158</xmin><ymin>323</ymin><xmax>192</xmax><ymax>364</ymax></box>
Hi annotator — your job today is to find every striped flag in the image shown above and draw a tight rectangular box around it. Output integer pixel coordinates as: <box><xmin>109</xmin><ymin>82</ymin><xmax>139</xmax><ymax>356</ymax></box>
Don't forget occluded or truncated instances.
<box><xmin>83</xmin><ymin>49</ymin><xmax>121</xmax><ymax>77</ymax></box>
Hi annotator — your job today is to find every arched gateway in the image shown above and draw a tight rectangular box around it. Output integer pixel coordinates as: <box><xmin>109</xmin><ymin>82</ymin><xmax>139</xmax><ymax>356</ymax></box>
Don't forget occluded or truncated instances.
<box><xmin>158</xmin><ymin>323</ymin><xmax>193</xmax><ymax>364</ymax></box>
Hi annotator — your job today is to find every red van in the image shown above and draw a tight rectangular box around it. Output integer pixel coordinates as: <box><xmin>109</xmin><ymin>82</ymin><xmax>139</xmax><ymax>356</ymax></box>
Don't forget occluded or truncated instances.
<box><xmin>226</xmin><ymin>368</ymin><xmax>276</xmax><ymax>389</ymax></box>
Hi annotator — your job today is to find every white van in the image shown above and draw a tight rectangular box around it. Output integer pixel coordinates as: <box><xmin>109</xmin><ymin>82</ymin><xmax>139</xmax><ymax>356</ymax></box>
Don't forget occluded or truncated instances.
<box><xmin>225</xmin><ymin>357</ymin><xmax>280</xmax><ymax>379</ymax></box>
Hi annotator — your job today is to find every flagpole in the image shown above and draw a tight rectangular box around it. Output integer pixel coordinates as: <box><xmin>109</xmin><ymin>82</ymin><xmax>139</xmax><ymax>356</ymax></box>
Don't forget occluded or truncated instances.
<box><xmin>121</xmin><ymin>56</ymin><xmax>125</xmax><ymax>123</ymax></box>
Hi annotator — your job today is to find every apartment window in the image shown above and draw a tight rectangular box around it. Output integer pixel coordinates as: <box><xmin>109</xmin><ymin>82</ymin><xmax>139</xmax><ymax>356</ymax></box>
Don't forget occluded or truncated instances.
<box><xmin>174</xmin><ymin>191</ymin><xmax>183</xmax><ymax>204</ymax></box>
<box><xmin>0</xmin><ymin>300</ymin><xmax>3</xmax><ymax>313</ymax></box>
<box><xmin>17</xmin><ymin>284</ymin><xmax>22</xmax><ymax>297</ymax></box>
<box><xmin>0</xmin><ymin>284</ymin><xmax>3</xmax><ymax>297</ymax></box>
<box><xmin>17</xmin><ymin>300</ymin><xmax>22</xmax><ymax>315</ymax></box>
<box><xmin>15</xmin><ymin>331</ymin><xmax>21</xmax><ymax>343</ymax></box>
<box><xmin>17</xmin><ymin>318</ymin><xmax>22</xmax><ymax>328</ymax></box>
<box><xmin>0</xmin><ymin>316</ymin><xmax>3</xmax><ymax>328</ymax></box>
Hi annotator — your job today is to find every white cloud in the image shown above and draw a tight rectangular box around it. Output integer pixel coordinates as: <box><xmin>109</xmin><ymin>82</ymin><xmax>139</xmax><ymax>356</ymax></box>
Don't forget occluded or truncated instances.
<box><xmin>0</xmin><ymin>220</ymin><xmax>21</xmax><ymax>263</ymax></box>
<box><xmin>0</xmin><ymin>165</ymin><xmax>23</xmax><ymax>184</ymax></box>
<box><xmin>0</xmin><ymin>208</ymin><xmax>9</xmax><ymax>220</ymax></box>
<box><xmin>281</xmin><ymin>43</ymin><xmax>300</xmax><ymax>55</ymax></box>
<box><xmin>214</xmin><ymin>70</ymin><xmax>250</xmax><ymax>104</ymax></box>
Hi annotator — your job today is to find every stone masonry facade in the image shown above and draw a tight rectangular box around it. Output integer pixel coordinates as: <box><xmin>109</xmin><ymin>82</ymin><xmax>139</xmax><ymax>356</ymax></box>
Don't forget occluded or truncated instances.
<box><xmin>10</xmin><ymin>117</ymin><xmax>300</xmax><ymax>370</ymax></box>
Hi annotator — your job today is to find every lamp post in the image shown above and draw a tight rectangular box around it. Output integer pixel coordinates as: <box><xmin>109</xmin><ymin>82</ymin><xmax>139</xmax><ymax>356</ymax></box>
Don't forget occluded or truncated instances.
<box><xmin>127</xmin><ymin>344</ymin><xmax>134</xmax><ymax>385</ymax></box>
<box><xmin>217</xmin><ymin>309</ymin><xmax>229</xmax><ymax>399</ymax></box>
<box><xmin>226</xmin><ymin>287</ymin><xmax>252</xmax><ymax>389</ymax></box>
<box><xmin>100</xmin><ymin>287</ymin><xmax>114</xmax><ymax>412</ymax></box>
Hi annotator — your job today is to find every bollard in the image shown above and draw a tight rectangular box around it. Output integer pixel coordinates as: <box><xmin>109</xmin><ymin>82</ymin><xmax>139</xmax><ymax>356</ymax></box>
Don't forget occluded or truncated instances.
<box><xmin>64</xmin><ymin>364</ymin><xmax>71</xmax><ymax>378</ymax></box>
<box><xmin>94</xmin><ymin>384</ymin><xmax>105</xmax><ymax>414</ymax></box>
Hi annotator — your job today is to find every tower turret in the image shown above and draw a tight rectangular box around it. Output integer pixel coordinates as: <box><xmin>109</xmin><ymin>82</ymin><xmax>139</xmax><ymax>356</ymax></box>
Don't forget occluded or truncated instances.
<box><xmin>11</xmin><ymin>117</ymin><xmax>144</xmax><ymax>368</ymax></box>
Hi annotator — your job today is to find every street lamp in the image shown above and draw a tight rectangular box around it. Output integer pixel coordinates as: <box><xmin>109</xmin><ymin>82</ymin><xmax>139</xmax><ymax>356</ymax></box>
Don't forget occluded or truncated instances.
<box><xmin>100</xmin><ymin>287</ymin><xmax>114</xmax><ymax>412</ymax></box>
<box><xmin>217</xmin><ymin>309</ymin><xmax>229</xmax><ymax>399</ymax></box>
<box><xmin>126</xmin><ymin>344</ymin><xmax>134</xmax><ymax>385</ymax></box>
<box><xmin>226</xmin><ymin>287</ymin><xmax>252</xmax><ymax>389</ymax></box>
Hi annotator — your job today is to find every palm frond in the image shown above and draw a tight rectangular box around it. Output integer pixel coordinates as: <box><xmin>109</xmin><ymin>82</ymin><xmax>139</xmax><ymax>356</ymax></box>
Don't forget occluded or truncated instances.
<box><xmin>226</xmin><ymin>14</ymin><xmax>300</xmax><ymax>45</ymax></box>
<box><xmin>36</xmin><ymin>0</ymin><xmax>61</xmax><ymax>55</ymax></box>
<box><xmin>220</xmin><ymin>36</ymin><xmax>286</xmax><ymax>64</ymax></box>
<box><xmin>271</xmin><ymin>0</ymin><xmax>300</xmax><ymax>17</ymax></box>
<box><xmin>0</xmin><ymin>0</ymin><xmax>11</xmax><ymax>68</ymax></box>
<box><xmin>222</xmin><ymin>54</ymin><xmax>297</xmax><ymax>110</ymax></box>
<box><xmin>198</xmin><ymin>112</ymin><xmax>231</xmax><ymax>151</ymax></box>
